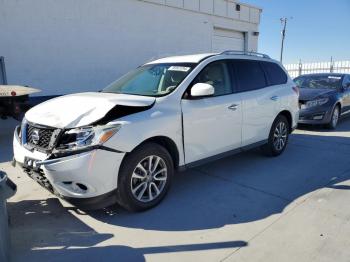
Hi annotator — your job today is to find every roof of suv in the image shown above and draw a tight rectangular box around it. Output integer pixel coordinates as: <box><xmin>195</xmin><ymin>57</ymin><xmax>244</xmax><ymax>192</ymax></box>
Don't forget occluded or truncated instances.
<box><xmin>146</xmin><ymin>53</ymin><xmax>216</xmax><ymax>64</ymax></box>
<box><xmin>146</xmin><ymin>51</ymin><xmax>273</xmax><ymax>65</ymax></box>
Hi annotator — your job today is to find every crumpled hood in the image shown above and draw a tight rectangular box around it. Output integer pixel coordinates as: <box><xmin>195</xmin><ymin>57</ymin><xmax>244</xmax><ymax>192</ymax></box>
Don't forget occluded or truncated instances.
<box><xmin>25</xmin><ymin>92</ymin><xmax>155</xmax><ymax>128</ymax></box>
<box><xmin>299</xmin><ymin>88</ymin><xmax>336</xmax><ymax>101</ymax></box>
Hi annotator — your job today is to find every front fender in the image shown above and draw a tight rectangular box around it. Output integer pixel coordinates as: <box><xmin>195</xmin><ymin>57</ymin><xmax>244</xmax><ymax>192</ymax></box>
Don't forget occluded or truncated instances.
<box><xmin>103</xmin><ymin>104</ymin><xmax>185</xmax><ymax>166</ymax></box>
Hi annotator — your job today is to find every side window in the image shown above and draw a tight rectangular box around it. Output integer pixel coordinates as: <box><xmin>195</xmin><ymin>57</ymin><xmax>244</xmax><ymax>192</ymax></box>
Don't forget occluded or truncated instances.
<box><xmin>261</xmin><ymin>61</ymin><xmax>288</xmax><ymax>86</ymax></box>
<box><xmin>343</xmin><ymin>75</ymin><xmax>350</xmax><ymax>89</ymax></box>
<box><xmin>193</xmin><ymin>61</ymin><xmax>232</xmax><ymax>96</ymax></box>
<box><xmin>232</xmin><ymin>60</ymin><xmax>267</xmax><ymax>92</ymax></box>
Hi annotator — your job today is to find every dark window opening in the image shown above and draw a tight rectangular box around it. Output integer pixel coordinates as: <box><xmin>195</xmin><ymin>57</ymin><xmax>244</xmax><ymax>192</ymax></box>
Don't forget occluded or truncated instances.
<box><xmin>261</xmin><ymin>61</ymin><xmax>288</xmax><ymax>86</ymax></box>
<box><xmin>232</xmin><ymin>60</ymin><xmax>267</xmax><ymax>92</ymax></box>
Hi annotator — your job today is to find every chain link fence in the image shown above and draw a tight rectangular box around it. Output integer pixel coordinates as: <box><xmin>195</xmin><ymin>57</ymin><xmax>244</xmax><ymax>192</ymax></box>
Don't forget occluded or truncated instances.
<box><xmin>284</xmin><ymin>60</ymin><xmax>350</xmax><ymax>78</ymax></box>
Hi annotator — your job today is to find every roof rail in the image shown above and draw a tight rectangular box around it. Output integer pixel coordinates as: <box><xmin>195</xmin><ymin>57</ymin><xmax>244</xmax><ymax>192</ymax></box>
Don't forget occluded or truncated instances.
<box><xmin>220</xmin><ymin>50</ymin><xmax>271</xmax><ymax>59</ymax></box>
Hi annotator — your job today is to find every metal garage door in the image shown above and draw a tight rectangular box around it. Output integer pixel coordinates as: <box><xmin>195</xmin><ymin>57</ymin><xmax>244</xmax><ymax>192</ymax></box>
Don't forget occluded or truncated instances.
<box><xmin>212</xmin><ymin>27</ymin><xmax>245</xmax><ymax>52</ymax></box>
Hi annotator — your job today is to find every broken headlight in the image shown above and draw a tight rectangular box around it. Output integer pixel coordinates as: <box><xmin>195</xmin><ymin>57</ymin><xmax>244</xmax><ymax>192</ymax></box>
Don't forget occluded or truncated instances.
<box><xmin>56</xmin><ymin>124</ymin><xmax>121</xmax><ymax>152</ymax></box>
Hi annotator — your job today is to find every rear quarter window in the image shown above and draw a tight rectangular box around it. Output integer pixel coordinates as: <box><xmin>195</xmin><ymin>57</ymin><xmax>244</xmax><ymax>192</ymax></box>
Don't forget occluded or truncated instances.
<box><xmin>261</xmin><ymin>61</ymin><xmax>288</xmax><ymax>86</ymax></box>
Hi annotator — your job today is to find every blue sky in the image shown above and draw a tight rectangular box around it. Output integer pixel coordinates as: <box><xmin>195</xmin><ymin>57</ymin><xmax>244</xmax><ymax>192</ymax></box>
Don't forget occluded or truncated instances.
<box><xmin>245</xmin><ymin>0</ymin><xmax>350</xmax><ymax>64</ymax></box>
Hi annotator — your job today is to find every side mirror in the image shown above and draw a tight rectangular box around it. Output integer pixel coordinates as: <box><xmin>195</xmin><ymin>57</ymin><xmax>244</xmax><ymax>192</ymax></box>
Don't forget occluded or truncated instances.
<box><xmin>190</xmin><ymin>83</ymin><xmax>214</xmax><ymax>98</ymax></box>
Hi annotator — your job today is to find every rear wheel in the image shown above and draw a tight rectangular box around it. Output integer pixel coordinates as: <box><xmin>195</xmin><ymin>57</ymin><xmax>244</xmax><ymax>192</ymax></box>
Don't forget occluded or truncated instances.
<box><xmin>326</xmin><ymin>105</ymin><xmax>340</xmax><ymax>129</ymax></box>
<box><xmin>116</xmin><ymin>143</ymin><xmax>173</xmax><ymax>212</ymax></box>
<box><xmin>261</xmin><ymin>115</ymin><xmax>290</xmax><ymax>157</ymax></box>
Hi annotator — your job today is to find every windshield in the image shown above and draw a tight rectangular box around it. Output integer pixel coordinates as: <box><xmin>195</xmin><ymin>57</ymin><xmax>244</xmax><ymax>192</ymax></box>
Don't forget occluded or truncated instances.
<box><xmin>102</xmin><ymin>63</ymin><xmax>195</xmax><ymax>97</ymax></box>
<box><xmin>294</xmin><ymin>75</ymin><xmax>343</xmax><ymax>89</ymax></box>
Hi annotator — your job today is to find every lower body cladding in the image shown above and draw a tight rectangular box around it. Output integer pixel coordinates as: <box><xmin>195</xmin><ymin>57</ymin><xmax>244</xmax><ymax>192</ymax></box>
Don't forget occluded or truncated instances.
<box><xmin>298</xmin><ymin>107</ymin><xmax>333</xmax><ymax>125</ymax></box>
<box><xmin>13</xmin><ymin>129</ymin><xmax>126</xmax><ymax>210</ymax></box>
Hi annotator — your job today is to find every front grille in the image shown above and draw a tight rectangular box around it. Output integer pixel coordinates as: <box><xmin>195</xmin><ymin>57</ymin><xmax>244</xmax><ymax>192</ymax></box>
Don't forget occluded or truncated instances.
<box><xmin>25</xmin><ymin>123</ymin><xmax>60</xmax><ymax>151</ymax></box>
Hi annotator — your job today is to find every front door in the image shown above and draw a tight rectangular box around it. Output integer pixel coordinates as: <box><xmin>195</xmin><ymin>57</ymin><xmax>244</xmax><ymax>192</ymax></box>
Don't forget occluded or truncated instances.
<box><xmin>181</xmin><ymin>61</ymin><xmax>242</xmax><ymax>164</ymax></box>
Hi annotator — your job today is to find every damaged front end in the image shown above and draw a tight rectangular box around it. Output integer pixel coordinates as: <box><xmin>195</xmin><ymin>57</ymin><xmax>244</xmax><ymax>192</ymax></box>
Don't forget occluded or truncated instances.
<box><xmin>13</xmin><ymin>119</ymin><xmax>126</xmax><ymax>209</ymax></box>
<box><xmin>15</xmin><ymin>98</ymin><xmax>155</xmax><ymax>164</ymax></box>
<box><xmin>13</xmin><ymin>95</ymin><xmax>156</xmax><ymax>209</ymax></box>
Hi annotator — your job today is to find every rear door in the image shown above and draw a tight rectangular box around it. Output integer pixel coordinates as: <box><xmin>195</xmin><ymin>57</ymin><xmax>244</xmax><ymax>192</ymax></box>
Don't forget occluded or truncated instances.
<box><xmin>181</xmin><ymin>60</ymin><xmax>242</xmax><ymax>164</ymax></box>
<box><xmin>231</xmin><ymin>60</ymin><xmax>279</xmax><ymax>146</ymax></box>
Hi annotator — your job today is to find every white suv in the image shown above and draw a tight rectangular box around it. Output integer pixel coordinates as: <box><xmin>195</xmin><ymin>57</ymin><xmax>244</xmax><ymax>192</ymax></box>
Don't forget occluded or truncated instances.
<box><xmin>13</xmin><ymin>51</ymin><xmax>299</xmax><ymax>211</ymax></box>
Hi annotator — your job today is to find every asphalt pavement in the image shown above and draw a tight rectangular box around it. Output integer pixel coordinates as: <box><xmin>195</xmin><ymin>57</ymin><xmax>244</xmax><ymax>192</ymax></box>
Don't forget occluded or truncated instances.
<box><xmin>1</xmin><ymin>117</ymin><xmax>350</xmax><ymax>262</ymax></box>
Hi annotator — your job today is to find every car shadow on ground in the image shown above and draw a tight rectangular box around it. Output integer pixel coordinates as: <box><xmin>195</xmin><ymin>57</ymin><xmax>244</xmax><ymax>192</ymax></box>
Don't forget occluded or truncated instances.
<box><xmin>8</xmin><ymin>198</ymin><xmax>247</xmax><ymax>261</ymax></box>
<box><xmin>87</xmin><ymin>144</ymin><xmax>350</xmax><ymax>232</ymax></box>
<box><xmin>85</xmin><ymin>119</ymin><xmax>350</xmax><ymax>231</ymax></box>
<box><xmin>7</xmin><ymin>198</ymin><xmax>113</xmax><ymax>260</ymax></box>
<box><xmin>24</xmin><ymin>238</ymin><xmax>246</xmax><ymax>262</ymax></box>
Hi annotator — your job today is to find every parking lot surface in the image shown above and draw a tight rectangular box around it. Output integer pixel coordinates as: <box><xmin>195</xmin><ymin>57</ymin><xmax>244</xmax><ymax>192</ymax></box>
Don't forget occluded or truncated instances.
<box><xmin>1</xmin><ymin>118</ymin><xmax>350</xmax><ymax>262</ymax></box>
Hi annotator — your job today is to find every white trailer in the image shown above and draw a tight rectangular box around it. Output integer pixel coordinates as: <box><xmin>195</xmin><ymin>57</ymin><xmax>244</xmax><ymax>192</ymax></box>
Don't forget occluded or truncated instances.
<box><xmin>0</xmin><ymin>0</ymin><xmax>261</xmax><ymax>96</ymax></box>
<box><xmin>0</xmin><ymin>85</ymin><xmax>40</xmax><ymax>120</ymax></box>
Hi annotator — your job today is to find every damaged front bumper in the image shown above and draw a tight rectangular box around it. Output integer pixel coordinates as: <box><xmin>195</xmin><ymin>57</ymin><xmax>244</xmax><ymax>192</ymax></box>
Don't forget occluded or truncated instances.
<box><xmin>13</xmin><ymin>126</ymin><xmax>126</xmax><ymax>210</ymax></box>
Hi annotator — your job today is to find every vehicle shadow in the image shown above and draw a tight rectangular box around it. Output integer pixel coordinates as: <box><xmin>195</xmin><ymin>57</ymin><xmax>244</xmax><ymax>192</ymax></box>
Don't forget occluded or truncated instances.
<box><xmin>87</xmin><ymin>129</ymin><xmax>350</xmax><ymax>231</ymax></box>
<box><xmin>7</xmin><ymin>198</ymin><xmax>113</xmax><ymax>260</ymax></box>
<box><xmin>24</xmin><ymin>239</ymin><xmax>247</xmax><ymax>262</ymax></box>
<box><xmin>8</xmin><ymin>198</ymin><xmax>246</xmax><ymax>261</ymax></box>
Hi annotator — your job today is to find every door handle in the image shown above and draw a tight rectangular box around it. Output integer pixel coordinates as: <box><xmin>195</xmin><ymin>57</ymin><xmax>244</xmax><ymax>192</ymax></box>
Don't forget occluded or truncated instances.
<box><xmin>270</xmin><ymin>96</ymin><xmax>279</xmax><ymax>101</ymax></box>
<box><xmin>228</xmin><ymin>104</ymin><xmax>239</xmax><ymax>111</ymax></box>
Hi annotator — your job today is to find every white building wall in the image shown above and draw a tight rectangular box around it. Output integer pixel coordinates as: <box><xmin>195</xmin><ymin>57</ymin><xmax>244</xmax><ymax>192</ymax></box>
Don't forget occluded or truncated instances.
<box><xmin>0</xmin><ymin>0</ymin><xmax>261</xmax><ymax>95</ymax></box>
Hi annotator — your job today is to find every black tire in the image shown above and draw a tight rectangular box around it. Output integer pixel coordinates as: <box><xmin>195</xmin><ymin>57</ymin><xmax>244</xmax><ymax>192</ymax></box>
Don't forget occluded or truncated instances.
<box><xmin>326</xmin><ymin>105</ymin><xmax>340</xmax><ymax>130</ymax></box>
<box><xmin>261</xmin><ymin>115</ymin><xmax>290</xmax><ymax>157</ymax></box>
<box><xmin>116</xmin><ymin>142</ymin><xmax>174</xmax><ymax>212</ymax></box>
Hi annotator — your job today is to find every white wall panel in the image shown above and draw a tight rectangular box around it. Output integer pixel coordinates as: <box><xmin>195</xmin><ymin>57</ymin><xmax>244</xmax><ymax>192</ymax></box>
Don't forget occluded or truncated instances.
<box><xmin>143</xmin><ymin>0</ymin><xmax>165</xmax><ymax>4</ymax></box>
<box><xmin>227</xmin><ymin>2</ymin><xmax>240</xmax><ymax>19</ymax></box>
<box><xmin>0</xmin><ymin>0</ymin><xmax>260</xmax><ymax>95</ymax></box>
<box><xmin>166</xmin><ymin>0</ymin><xmax>183</xmax><ymax>8</ymax></box>
<box><xmin>240</xmin><ymin>5</ymin><xmax>250</xmax><ymax>22</ymax></box>
<box><xmin>199</xmin><ymin>0</ymin><xmax>213</xmax><ymax>14</ymax></box>
<box><xmin>184</xmin><ymin>0</ymin><xmax>199</xmax><ymax>11</ymax></box>
<box><xmin>143</xmin><ymin>0</ymin><xmax>261</xmax><ymax>23</ymax></box>
<box><xmin>214</xmin><ymin>0</ymin><xmax>227</xmax><ymax>16</ymax></box>
<box><xmin>250</xmin><ymin>8</ymin><xmax>260</xmax><ymax>24</ymax></box>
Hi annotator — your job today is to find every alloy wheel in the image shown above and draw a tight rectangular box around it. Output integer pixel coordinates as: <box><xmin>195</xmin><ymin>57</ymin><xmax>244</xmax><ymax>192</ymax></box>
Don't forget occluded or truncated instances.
<box><xmin>130</xmin><ymin>155</ymin><xmax>168</xmax><ymax>203</ymax></box>
<box><xmin>273</xmin><ymin>121</ymin><xmax>288</xmax><ymax>151</ymax></box>
<box><xmin>332</xmin><ymin>107</ymin><xmax>339</xmax><ymax>128</ymax></box>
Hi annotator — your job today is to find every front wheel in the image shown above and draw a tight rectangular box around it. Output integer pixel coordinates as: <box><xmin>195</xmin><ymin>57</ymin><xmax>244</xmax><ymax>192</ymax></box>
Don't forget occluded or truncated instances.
<box><xmin>261</xmin><ymin>115</ymin><xmax>290</xmax><ymax>157</ymax></box>
<box><xmin>326</xmin><ymin>105</ymin><xmax>340</xmax><ymax>129</ymax></box>
<box><xmin>116</xmin><ymin>143</ymin><xmax>173</xmax><ymax>212</ymax></box>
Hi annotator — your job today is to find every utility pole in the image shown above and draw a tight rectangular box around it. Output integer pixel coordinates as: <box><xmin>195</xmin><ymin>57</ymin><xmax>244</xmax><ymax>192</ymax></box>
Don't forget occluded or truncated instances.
<box><xmin>280</xmin><ymin>17</ymin><xmax>292</xmax><ymax>63</ymax></box>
